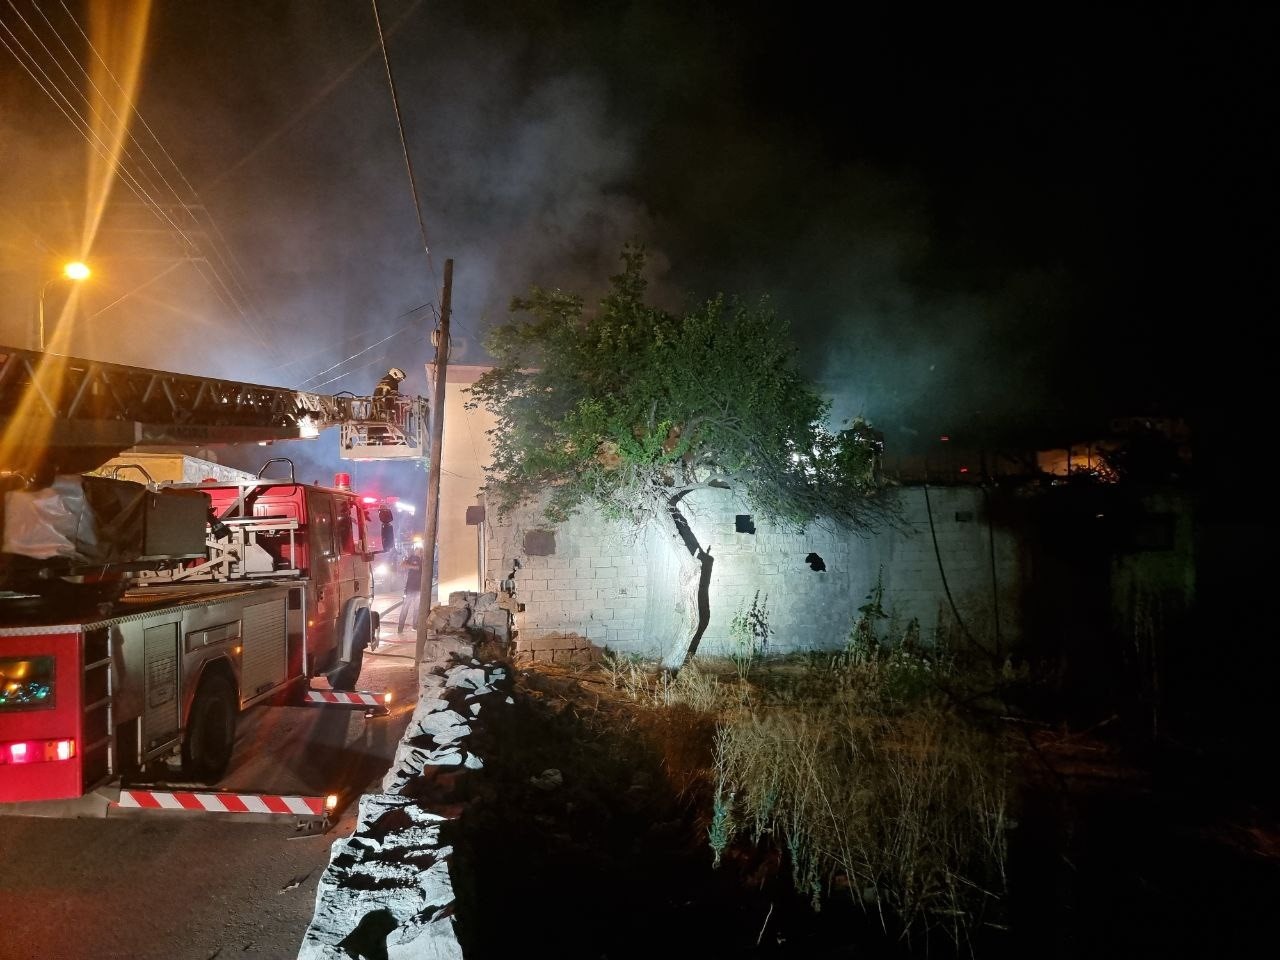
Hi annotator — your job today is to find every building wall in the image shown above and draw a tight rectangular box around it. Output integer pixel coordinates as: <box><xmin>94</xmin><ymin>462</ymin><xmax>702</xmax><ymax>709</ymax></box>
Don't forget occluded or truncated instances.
<box><xmin>486</xmin><ymin>485</ymin><xmax>1024</xmax><ymax>660</ymax></box>
<box><xmin>434</xmin><ymin>364</ymin><xmax>498</xmax><ymax>601</ymax></box>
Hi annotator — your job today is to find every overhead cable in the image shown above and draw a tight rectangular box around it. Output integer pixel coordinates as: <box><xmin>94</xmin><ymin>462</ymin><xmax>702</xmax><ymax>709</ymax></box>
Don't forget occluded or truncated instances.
<box><xmin>370</xmin><ymin>0</ymin><xmax>436</xmax><ymax>291</ymax></box>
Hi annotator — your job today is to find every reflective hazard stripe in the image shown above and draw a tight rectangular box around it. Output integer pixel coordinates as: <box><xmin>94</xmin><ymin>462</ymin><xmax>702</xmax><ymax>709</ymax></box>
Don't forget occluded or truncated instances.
<box><xmin>304</xmin><ymin>690</ymin><xmax>383</xmax><ymax>707</ymax></box>
<box><xmin>116</xmin><ymin>790</ymin><xmax>325</xmax><ymax>816</ymax></box>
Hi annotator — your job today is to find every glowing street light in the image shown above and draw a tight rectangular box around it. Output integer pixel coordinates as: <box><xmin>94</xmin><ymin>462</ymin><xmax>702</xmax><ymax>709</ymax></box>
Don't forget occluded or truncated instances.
<box><xmin>38</xmin><ymin>261</ymin><xmax>92</xmax><ymax>351</ymax></box>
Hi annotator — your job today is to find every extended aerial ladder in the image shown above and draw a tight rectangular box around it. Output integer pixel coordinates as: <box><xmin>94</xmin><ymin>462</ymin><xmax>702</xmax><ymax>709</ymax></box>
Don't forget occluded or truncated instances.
<box><xmin>0</xmin><ymin>345</ymin><xmax>429</xmax><ymax>480</ymax></box>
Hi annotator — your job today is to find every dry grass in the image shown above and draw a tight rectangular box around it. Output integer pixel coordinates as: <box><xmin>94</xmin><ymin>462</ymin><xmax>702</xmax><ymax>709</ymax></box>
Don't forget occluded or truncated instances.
<box><xmin>602</xmin><ymin>644</ymin><xmax>1013</xmax><ymax>951</ymax></box>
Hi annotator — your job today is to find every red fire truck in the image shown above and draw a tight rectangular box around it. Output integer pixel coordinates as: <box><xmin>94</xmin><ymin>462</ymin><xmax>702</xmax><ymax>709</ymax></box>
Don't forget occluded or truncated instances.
<box><xmin>0</xmin><ymin>465</ymin><xmax>391</xmax><ymax>803</ymax></box>
<box><xmin>0</xmin><ymin>345</ymin><xmax>429</xmax><ymax>807</ymax></box>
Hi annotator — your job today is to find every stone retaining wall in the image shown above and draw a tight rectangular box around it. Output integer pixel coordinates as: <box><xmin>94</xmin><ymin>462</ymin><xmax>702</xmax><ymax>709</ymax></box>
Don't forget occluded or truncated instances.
<box><xmin>298</xmin><ymin>596</ymin><xmax>513</xmax><ymax>960</ymax></box>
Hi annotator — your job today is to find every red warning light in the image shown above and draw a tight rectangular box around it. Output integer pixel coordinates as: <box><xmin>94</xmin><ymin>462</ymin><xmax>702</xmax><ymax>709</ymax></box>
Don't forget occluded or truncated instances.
<box><xmin>939</xmin><ymin>435</ymin><xmax>950</xmax><ymax>442</ymax></box>
<box><xmin>362</xmin><ymin>496</ymin><xmax>379</xmax><ymax>504</ymax></box>
<box><xmin>333</xmin><ymin>473</ymin><xmax>352</xmax><ymax>490</ymax></box>
<box><xmin>959</xmin><ymin>466</ymin><xmax>969</xmax><ymax>474</ymax></box>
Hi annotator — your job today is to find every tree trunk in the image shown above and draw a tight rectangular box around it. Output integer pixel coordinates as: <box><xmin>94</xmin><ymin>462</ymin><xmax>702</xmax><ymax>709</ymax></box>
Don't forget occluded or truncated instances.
<box><xmin>658</xmin><ymin>492</ymin><xmax>714</xmax><ymax>672</ymax></box>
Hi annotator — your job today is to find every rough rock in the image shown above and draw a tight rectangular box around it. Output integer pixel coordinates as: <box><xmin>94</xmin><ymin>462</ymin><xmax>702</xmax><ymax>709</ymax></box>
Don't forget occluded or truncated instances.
<box><xmin>530</xmin><ymin>768</ymin><xmax>564</xmax><ymax>791</ymax></box>
<box><xmin>472</xmin><ymin>591</ymin><xmax>500</xmax><ymax>613</ymax></box>
<box><xmin>427</xmin><ymin>604</ymin><xmax>470</xmax><ymax>633</ymax></box>
<box><xmin>297</xmin><ymin>796</ymin><xmax>459</xmax><ymax>960</ymax></box>
<box><xmin>473</xmin><ymin>610</ymin><xmax>511</xmax><ymax>643</ymax></box>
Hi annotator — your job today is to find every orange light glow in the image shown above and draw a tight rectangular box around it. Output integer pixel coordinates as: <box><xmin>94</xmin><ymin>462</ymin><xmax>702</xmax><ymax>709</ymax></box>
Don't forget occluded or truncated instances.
<box><xmin>83</xmin><ymin>0</ymin><xmax>153</xmax><ymax>257</ymax></box>
<box><xmin>0</xmin><ymin>1</ymin><xmax>153</xmax><ymax>473</ymax></box>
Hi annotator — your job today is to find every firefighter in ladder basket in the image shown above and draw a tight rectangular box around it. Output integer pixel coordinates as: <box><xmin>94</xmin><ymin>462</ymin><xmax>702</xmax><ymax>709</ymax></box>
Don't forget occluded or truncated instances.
<box><xmin>374</xmin><ymin>367</ymin><xmax>406</xmax><ymax>422</ymax></box>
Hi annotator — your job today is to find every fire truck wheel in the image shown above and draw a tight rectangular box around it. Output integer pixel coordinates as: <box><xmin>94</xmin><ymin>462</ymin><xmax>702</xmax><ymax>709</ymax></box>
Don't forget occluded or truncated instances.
<box><xmin>182</xmin><ymin>672</ymin><xmax>239</xmax><ymax>782</ymax></box>
<box><xmin>328</xmin><ymin>608</ymin><xmax>371</xmax><ymax>691</ymax></box>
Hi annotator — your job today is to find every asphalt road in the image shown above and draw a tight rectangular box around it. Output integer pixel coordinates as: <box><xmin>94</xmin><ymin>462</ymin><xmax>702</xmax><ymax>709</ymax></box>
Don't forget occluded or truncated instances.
<box><xmin>0</xmin><ymin>625</ymin><xmax>424</xmax><ymax>960</ymax></box>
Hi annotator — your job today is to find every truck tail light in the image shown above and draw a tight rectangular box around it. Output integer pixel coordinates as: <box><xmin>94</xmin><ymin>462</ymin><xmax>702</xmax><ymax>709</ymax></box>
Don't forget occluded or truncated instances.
<box><xmin>2</xmin><ymin>738</ymin><xmax>76</xmax><ymax>764</ymax></box>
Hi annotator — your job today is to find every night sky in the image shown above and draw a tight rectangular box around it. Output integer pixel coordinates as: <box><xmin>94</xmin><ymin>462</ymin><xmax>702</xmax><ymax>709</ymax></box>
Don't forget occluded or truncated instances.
<box><xmin>0</xmin><ymin>1</ymin><xmax>1269</xmax><ymax>483</ymax></box>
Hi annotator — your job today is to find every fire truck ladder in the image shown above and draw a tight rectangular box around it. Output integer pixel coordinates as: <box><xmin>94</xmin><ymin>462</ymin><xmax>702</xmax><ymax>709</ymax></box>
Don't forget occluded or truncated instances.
<box><xmin>81</xmin><ymin>626</ymin><xmax>114</xmax><ymax>793</ymax></box>
<box><xmin>0</xmin><ymin>345</ymin><xmax>429</xmax><ymax>474</ymax></box>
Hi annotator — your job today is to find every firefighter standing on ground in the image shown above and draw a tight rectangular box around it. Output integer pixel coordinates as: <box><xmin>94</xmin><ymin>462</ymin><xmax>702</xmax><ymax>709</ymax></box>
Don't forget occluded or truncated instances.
<box><xmin>398</xmin><ymin>544</ymin><xmax>424</xmax><ymax>634</ymax></box>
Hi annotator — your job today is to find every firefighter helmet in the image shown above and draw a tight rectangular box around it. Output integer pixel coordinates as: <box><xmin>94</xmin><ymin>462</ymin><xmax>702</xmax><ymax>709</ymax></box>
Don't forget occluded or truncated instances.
<box><xmin>387</xmin><ymin>367</ymin><xmax>406</xmax><ymax>381</ymax></box>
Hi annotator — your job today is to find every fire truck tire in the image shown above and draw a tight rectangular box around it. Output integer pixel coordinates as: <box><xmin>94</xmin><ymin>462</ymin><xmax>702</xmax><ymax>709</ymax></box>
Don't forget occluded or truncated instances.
<box><xmin>182</xmin><ymin>672</ymin><xmax>239</xmax><ymax>782</ymax></box>
<box><xmin>328</xmin><ymin>607</ymin><xmax>371</xmax><ymax>691</ymax></box>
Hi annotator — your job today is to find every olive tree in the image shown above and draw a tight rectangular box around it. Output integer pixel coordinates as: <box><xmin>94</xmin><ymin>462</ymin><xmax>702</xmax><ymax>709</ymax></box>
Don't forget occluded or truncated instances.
<box><xmin>469</xmin><ymin>247</ymin><xmax>887</xmax><ymax>669</ymax></box>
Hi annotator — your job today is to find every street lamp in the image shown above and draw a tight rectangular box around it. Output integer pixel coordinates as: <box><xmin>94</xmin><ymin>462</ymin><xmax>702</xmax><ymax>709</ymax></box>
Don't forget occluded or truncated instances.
<box><xmin>38</xmin><ymin>261</ymin><xmax>91</xmax><ymax>351</ymax></box>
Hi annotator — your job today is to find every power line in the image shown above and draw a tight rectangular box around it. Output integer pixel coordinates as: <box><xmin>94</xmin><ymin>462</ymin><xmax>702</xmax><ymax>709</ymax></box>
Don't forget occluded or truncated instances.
<box><xmin>14</xmin><ymin>3</ymin><xmax>260</xmax><ymax>340</ymax></box>
<box><xmin>297</xmin><ymin>326</ymin><xmax>414</xmax><ymax>390</ymax></box>
<box><xmin>2</xmin><ymin>1</ymin><xmax>277</xmax><ymax>356</ymax></box>
<box><xmin>52</xmin><ymin>1</ymin><xmax>277</xmax><ymax>357</ymax></box>
<box><xmin>87</xmin><ymin>258</ymin><xmax>187</xmax><ymax>318</ymax></box>
<box><xmin>1</xmin><ymin>11</ymin><xmax>195</xmax><ymax>250</ymax></box>
<box><xmin>203</xmin><ymin>0</ymin><xmax>425</xmax><ymax>195</ymax></box>
<box><xmin>0</xmin><ymin>20</ymin><xmax>205</xmax><ymax>255</ymax></box>
<box><xmin>295</xmin><ymin>302</ymin><xmax>433</xmax><ymax>388</ymax></box>
<box><xmin>25</xmin><ymin>1</ymin><xmax>178</xmax><ymax>214</ymax></box>
<box><xmin>370</xmin><ymin>0</ymin><xmax>436</xmax><ymax>291</ymax></box>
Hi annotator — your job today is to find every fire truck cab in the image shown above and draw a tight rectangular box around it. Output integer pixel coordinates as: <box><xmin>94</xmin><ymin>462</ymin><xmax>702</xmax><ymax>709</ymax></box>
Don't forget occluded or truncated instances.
<box><xmin>185</xmin><ymin>471</ymin><xmax>385</xmax><ymax>691</ymax></box>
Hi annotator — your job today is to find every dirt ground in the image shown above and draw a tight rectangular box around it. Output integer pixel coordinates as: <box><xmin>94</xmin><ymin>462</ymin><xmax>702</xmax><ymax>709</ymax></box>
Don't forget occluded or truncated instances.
<box><xmin>446</xmin><ymin>651</ymin><xmax>1280</xmax><ymax>959</ymax></box>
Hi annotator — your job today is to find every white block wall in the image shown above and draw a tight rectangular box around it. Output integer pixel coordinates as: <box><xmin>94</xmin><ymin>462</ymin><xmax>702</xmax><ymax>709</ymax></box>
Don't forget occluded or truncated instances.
<box><xmin>486</xmin><ymin>485</ymin><xmax>1023</xmax><ymax>659</ymax></box>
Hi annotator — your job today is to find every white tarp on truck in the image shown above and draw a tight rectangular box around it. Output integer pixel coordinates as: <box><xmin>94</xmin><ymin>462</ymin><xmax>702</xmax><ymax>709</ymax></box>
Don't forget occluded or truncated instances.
<box><xmin>1</xmin><ymin>474</ymin><xmax>208</xmax><ymax>564</ymax></box>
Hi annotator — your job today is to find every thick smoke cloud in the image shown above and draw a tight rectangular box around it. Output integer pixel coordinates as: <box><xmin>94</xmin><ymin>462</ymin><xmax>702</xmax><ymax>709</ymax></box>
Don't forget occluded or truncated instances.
<box><xmin>0</xmin><ymin>1</ymin><xmax>659</xmax><ymax>500</ymax></box>
<box><xmin>2</xmin><ymin>1</ymin><xmax>1263</xmax><ymax>481</ymax></box>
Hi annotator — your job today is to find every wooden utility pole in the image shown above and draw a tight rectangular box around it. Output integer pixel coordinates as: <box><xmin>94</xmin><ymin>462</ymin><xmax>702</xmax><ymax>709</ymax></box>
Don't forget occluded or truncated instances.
<box><xmin>415</xmin><ymin>258</ymin><xmax>452</xmax><ymax>669</ymax></box>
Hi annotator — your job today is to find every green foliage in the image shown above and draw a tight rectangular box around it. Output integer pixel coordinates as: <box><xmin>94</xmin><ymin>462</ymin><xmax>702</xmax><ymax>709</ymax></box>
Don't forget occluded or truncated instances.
<box><xmin>729</xmin><ymin>590</ymin><xmax>771</xmax><ymax>677</ymax></box>
<box><xmin>467</xmin><ymin>245</ymin><xmax>887</xmax><ymax>531</ymax></box>
<box><xmin>851</xmin><ymin>566</ymin><xmax>889</xmax><ymax>648</ymax></box>
<box><xmin>708</xmin><ymin>782</ymin><xmax>735</xmax><ymax>869</ymax></box>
